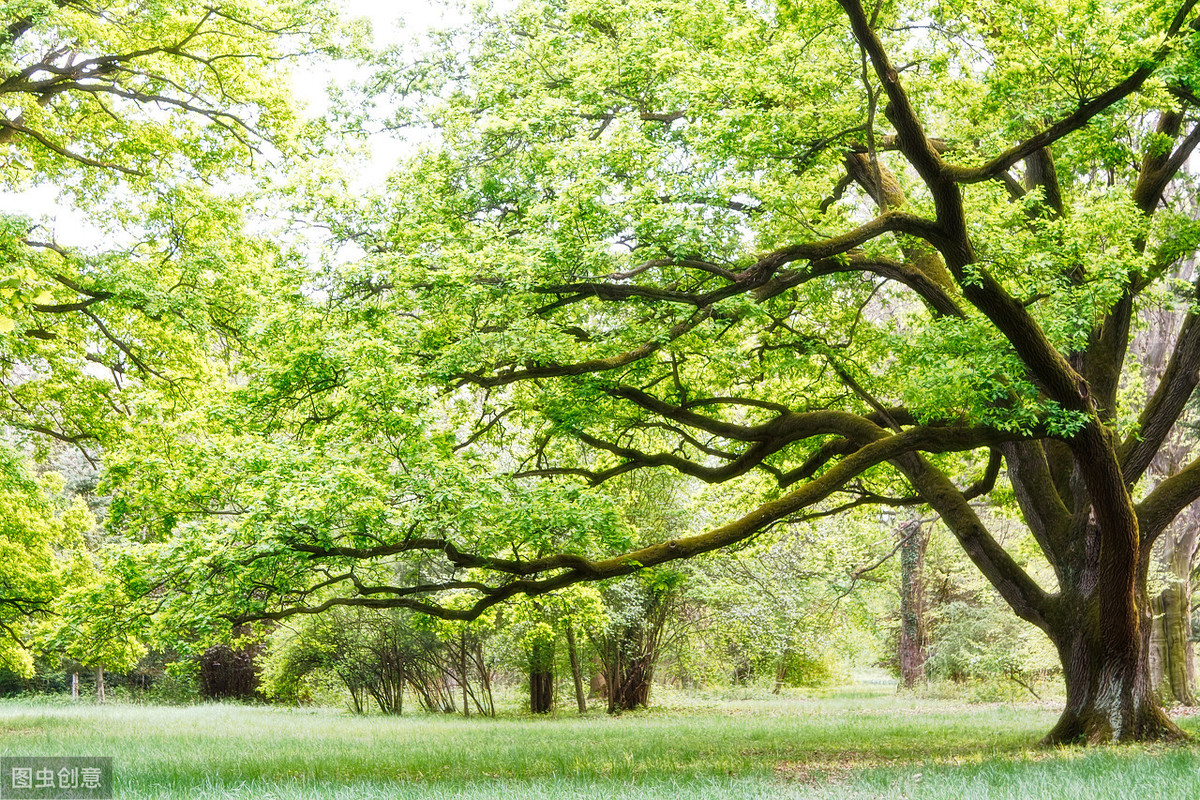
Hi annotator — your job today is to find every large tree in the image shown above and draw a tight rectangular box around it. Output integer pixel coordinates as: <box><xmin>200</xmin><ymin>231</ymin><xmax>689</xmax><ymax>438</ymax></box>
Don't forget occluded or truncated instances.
<box><xmin>107</xmin><ymin>0</ymin><xmax>1200</xmax><ymax>745</ymax></box>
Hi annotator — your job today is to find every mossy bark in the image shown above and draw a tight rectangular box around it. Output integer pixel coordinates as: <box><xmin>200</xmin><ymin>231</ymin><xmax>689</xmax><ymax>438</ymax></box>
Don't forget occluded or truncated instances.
<box><xmin>1148</xmin><ymin>518</ymin><xmax>1199</xmax><ymax>706</ymax></box>
<box><xmin>1044</xmin><ymin>601</ymin><xmax>1185</xmax><ymax>744</ymax></box>
<box><xmin>898</xmin><ymin>518</ymin><xmax>928</xmax><ymax>688</ymax></box>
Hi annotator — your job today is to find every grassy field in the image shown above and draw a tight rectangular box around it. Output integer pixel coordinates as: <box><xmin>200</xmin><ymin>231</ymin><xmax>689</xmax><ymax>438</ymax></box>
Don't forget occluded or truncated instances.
<box><xmin>1</xmin><ymin>685</ymin><xmax>1199</xmax><ymax>799</ymax></box>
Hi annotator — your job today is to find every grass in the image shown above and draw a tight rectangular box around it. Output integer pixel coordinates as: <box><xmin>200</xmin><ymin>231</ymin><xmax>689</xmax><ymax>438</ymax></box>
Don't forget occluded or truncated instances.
<box><xmin>1</xmin><ymin>684</ymin><xmax>1199</xmax><ymax>798</ymax></box>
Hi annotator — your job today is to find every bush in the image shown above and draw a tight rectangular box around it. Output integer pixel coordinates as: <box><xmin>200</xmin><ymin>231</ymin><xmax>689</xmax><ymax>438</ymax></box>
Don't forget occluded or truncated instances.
<box><xmin>925</xmin><ymin>601</ymin><xmax>1058</xmax><ymax>695</ymax></box>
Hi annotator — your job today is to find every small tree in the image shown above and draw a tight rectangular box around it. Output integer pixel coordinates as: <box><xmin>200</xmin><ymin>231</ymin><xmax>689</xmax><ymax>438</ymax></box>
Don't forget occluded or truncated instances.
<box><xmin>591</xmin><ymin>572</ymin><xmax>681</xmax><ymax>712</ymax></box>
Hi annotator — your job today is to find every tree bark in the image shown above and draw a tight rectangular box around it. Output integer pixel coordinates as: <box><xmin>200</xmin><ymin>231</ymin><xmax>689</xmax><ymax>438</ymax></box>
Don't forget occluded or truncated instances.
<box><xmin>1149</xmin><ymin>516</ymin><xmax>1199</xmax><ymax>705</ymax></box>
<box><xmin>902</xmin><ymin>430</ymin><xmax>1188</xmax><ymax>743</ymax></box>
<box><xmin>529</xmin><ymin>636</ymin><xmax>555</xmax><ymax>714</ymax></box>
<box><xmin>1044</xmin><ymin>585</ymin><xmax>1183</xmax><ymax>744</ymax></box>
<box><xmin>1038</xmin><ymin>505</ymin><xmax>1185</xmax><ymax>743</ymax></box>
<box><xmin>897</xmin><ymin>518</ymin><xmax>928</xmax><ymax>688</ymax></box>
<box><xmin>95</xmin><ymin>665</ymin><xmax>105</xmax><ymax>704</ymax></box>
<box><xmin>565</xmin><ymin>621</ymin><xmax>587</xmax><ymax>714</ymax></box>
<box><xmin>1132</xmin><ymin>259</ymin><xmax>1200</xmax><ymax>707</ymax></box>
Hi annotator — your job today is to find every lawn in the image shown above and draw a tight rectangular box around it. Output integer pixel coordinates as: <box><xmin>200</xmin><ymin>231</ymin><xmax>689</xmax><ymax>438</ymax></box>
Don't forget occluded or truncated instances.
<box><xmin>1</xmin><ymin>685</ymin><xmax>1198</xmax><ymax>799</ymax></box>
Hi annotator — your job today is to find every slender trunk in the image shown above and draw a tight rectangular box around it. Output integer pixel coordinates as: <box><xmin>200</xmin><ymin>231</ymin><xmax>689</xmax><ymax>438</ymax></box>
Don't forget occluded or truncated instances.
<box><xmin>472</xmin><ymin>640</ymin><xmax>495</xmax><ymax>717</ymax></box>
<box><xmin>95</xmin><ymin>666</ymin><xmax>105</xmax><ymax>705</ymax></box>
<box><xmin>898</xmin><ymin>518</ymin><xmax>928</xmax><ymax>688</ymax></box>
<box><xmin>340</xmin><ymin>670</ymin><xmax>366</xmax><ymax>714</ymax></box>
<box><xmin>565</xmin><ymin>622</ymin><xmax>587</xmax><ymax>714</ymax></box>
<box><xmin>71</xmin><ymin>672</ymin><xmax>78</xmax><ymax>702</ymax></box>
<box><xmin>460</xmin><ymin>628</ymin><xmax>469</xmax><ymax>718</ymax></box>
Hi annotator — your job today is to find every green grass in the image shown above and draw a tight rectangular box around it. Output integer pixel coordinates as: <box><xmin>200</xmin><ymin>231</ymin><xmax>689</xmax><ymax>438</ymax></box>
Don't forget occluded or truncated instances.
<box><xmin>1</xmin><ymin>686</ymin><xmax>1198</xmax><ymax>798</ymax></box>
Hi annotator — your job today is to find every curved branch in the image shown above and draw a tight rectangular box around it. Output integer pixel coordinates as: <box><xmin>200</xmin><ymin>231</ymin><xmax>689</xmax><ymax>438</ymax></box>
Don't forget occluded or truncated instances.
<box><xmin>895</xmin><ymin>451</ymin><xmax>1054</xmax><ymax>628</ymax></box>
<box><xmin>760</xmin><ymin>254</ymin><xmax>965</xmax><ymax>318</ymax></box>
<box><xmin>239</xmin><ymin>419</ymin><xmax>1010</xmax><ymax>623</ymax></box>
<box><xmin>456</xmin><ymin>307</ymin><xmax>715</xmax><ymax>388</ymax></box>
<box><xmin>943</xmin><ymin>0</ymin><xmax>1199</xmax><ymax>185</ymax></box>
<box><xmin>1120</xmin><ymin>309</ymin><xmax>1200</xmax><ymax>484</ymax></box>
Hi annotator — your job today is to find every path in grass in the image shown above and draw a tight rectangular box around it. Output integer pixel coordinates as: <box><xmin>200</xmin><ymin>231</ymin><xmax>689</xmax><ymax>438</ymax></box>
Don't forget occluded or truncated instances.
<box><xmin>0</xmin><ymin>687</ymin><xmax>1197</xmax><ymax>798</ymax></box>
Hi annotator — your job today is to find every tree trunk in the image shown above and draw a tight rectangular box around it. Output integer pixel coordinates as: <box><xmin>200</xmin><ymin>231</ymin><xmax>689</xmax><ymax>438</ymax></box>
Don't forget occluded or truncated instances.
<box><xmin>565</xmin><ymin>622</ymin><xmax>587</xmax><ymax>714</ymax></box>
<box><xmin>95</xmin><ymin>665</ymin><xmax>105</xmax><ymax>704</ymax></box>
<box><xmin>897</xmin><ymin>518</ymin><xmax>928</xmax><ymax>688</ymax></box>
<box><xmin>461</xmin><ymin>628</ymin><xmax>470</xmax><ymax>718</ymax></box>
<box><xmin>606</xmin><ymin>649</ymin><xmax>653</xmax><ymax>711</ymax></box>
<box><xmin>71</xmin><ymin>672</ymin><xmax>78</xmax><ymax>702</ymax></box>
<box><xmin>529</xmin><ymin>637</ymin><xmax>554</xmax><ymax>714</ymax></box>
<box><xmin>1039</xmin><ymin>515</ymin><xmax>1185</xmax><ymax>743</ymax></box>
<box><xmin>1149</xmin><ymin>516</ymin><xmax>1199</xmax><ymax>705</ymax></box>
<box><xmin>1044</xmin><ymin>600</ymin><xmax>1182</xmax><ymax>744</ymax></box>
<box><xmin>912</xmin><ymin>430</ymin><xmax>1188</xmax><ymax>744</ymax></box>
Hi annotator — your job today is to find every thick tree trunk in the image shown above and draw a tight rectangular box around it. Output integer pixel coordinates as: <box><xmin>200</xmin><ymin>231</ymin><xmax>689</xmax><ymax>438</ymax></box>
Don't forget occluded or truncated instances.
<box><xmin>918</xmin><ymin>427</ymin><xmax>1188</xmax><ymax>744</ymax></box>
<box><xmin>1040</xmin><ymin>513</ymin><xmax>1186</xmax><ymax>744</ymax></box>
<box><xmin>1044</xmin><ymin>604</ymin><xmax>1182</xmax><ymax>744</ymax></box>
<box><xmin>897</xmin><ymin>519</ymin><xmax>928</xmax><ymax>688</ymax></box>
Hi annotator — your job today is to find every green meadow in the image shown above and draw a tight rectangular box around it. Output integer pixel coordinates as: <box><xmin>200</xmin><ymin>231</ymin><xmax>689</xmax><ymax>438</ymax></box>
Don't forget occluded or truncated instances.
<box><xmin>2</xmin><ymin>685</ymin><xmax>1198</xmax><ymax>799</ymax></box>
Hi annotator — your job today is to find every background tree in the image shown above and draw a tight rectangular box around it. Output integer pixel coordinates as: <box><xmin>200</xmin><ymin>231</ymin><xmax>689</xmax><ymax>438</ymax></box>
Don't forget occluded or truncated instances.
<box><xmin>896</xmin><ymin>517</ymin><xmax>929</xmax><ymax>688</ymax></box>
<box><xmin>0</xmin><ymin>0</ymin><xmax>335</xmax><ymax>688</ymax></box>
<box><xmin>1130</xmin><ymin>265</ymin><xmax>1200</xmax><ymax>704</ymax></box>
<box><xmin>0</xmin><ymin>447</ymin><xmax>91</xmax><ymax>676</ymax></box>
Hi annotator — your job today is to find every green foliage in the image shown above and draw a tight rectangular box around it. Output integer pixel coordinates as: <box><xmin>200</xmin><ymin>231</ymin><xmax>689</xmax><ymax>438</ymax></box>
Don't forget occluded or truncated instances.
<box><xmin>11</xmin><ymin>0</ymin><xmax>1200</xmax><ymax>747</ymax></box>
<box><xmin>0</xmin><ymin>0</ymin><xmax>332</xmax><ymax>196</ymax></box>
<box><xmin>925</xmin><ymin>601</ymin><xmax>1058</xmax><ymax>688</ymax></box>
<box><xmin>0</xmin><ymin>446</ymin><xmax>92</xmax><ymax>676</ymax></box>
<box><xmin>776</xmin><ymin>650</ymin><xmax>837</xmax><ymax>689</ymax></box>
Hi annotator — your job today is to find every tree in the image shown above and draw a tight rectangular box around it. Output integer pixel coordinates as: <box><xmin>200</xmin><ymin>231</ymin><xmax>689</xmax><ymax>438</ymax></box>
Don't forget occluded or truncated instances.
<box><xmin>1131</xmin><ymin>271</ymin><xmax>1200</xmax><ymax>704</ymax></box>
<box><xmin>0</xmin><ymin>0</ymin><xmax>330</xmax><ymax>449</ymax></box>
<box><xmin>0</xmin><ymin>0</ymin><xmax>333</xmax><ymax>660</ymax></box>
<box><xmin>0</xmin><ymin>0</ymin><xmax>315</xmax><ymax>190</ymax></box>
<box><xmin>0</xmin><ymin>446</ymin><xmax>91</xmax><ymax>677</ymax></box>
<box><xmin>504</xmin><ymin>587</ymin><xmax>604</xmax><ymax>713</ymax></box>
<box><xmin>106</xmin><ymin>0</ymin><xmax>1200</xmax><ymax>744</ymax></box>
<box><xmin>591</xmin><ymin>571</ymin><xmax>680</xmax><ymax>712</ymax></box>
<box><xmin>896</xmin><ymin>517</ymin><xmax>929</xmax><ymax>688</ymax></box>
